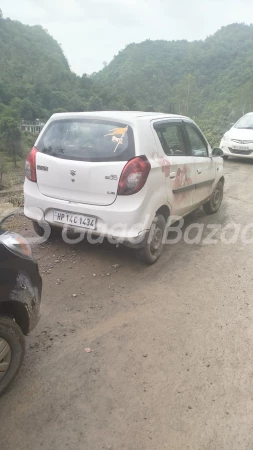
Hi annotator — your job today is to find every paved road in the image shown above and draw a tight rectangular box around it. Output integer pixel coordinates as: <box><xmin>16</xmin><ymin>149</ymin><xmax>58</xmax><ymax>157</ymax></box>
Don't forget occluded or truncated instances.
<box><xmin>1</xmin><ymin>158</ymin><xmax>253</xmax><ymax>450</ymax></box>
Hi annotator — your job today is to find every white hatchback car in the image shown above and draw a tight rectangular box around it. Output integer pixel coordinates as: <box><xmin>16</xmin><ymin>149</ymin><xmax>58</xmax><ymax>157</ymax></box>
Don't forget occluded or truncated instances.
<box><xmin>24</xmin><ymin>112</ymin><xmax>224</xmax><ymax>264</ymax></box>
<box><xmin>220</xmin><ymin>112</ymin><xmax>253</xmax><ymax>160</ymax></box>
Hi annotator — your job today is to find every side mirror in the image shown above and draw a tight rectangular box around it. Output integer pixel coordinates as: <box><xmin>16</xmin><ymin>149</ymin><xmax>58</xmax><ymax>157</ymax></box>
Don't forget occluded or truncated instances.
<box><xmin>212</xmin><ymin>147</ymin><xmax>223</xmax><ymax>157</ymax></box>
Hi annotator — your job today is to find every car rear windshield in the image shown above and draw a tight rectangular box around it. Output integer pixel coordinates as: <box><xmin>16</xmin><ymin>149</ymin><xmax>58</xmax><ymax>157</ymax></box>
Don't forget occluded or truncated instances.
<box><xmin>37</xmin><ymin>119</ymin><xmax>135</xmax><ymax>162</ymax></box>
<box><xmin>234</xmin><ymin>115</ymin><xmax>253</xmax><ymax>129</ymax></box>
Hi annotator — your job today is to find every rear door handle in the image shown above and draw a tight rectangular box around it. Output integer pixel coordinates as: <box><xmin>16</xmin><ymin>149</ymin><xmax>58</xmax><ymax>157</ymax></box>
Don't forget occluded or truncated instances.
<box><xmin>197</xmin><ymin>169</ymin><xmax>202</xmax><ymax>174</ymax></box>
<box><xmin>170</xmin><ymin>172</ymin><xmax>176</xmax><ymax>179</ymax></box>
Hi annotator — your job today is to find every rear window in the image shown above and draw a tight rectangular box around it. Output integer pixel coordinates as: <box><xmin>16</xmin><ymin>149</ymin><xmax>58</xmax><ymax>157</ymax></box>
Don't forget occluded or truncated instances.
<box><xmin>37</xmin><ymin>119</ymin><xmax>135</xmax><ymax>162</ymax></box>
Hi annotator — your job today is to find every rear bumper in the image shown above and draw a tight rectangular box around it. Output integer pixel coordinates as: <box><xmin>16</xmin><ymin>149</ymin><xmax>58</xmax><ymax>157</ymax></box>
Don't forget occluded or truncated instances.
<box><xmin>24</xmin><ymin>180</ymin><xmax>155</xmax><ymax>243</ymax></box>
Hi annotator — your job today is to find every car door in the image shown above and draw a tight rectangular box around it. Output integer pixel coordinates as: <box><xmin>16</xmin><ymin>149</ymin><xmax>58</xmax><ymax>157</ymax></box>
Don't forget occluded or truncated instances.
<box><xmin>184</xmin><ymin>122</ymin><xmax>215</xmax><ymax>206</ymax></box>
<box><xmin>153</xmin><ymin>120</ymin><xmax>195</xmax><ymax>217</ymax></box>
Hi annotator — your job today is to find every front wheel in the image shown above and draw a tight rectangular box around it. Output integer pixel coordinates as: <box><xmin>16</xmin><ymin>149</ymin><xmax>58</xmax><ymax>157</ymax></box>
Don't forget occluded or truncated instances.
<box><xmin>0</xmin><ymin>316</ymin><xmax>25</xmax><ymax>396</ymax></box>
<box><xmin>135</xmin><ymin>214</ymin><xmax>166</xmax><ymax>265</ymax></box>
<box><xmin>203</xmin><ymin>180</ymin><xmax>224</xmax><ymax>215</ymax></box>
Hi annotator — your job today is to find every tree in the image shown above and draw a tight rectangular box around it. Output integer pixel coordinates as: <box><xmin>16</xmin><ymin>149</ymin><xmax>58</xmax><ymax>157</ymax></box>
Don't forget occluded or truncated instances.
<box><xmin>52</xmin><ymin>107</ymin><xmax>67</xmax><ymax>114</ymax></box>
<box><xmin>88</xmin><ymin>96</ymin><xmax>103</xmax><ymax>111</ymax></box>
<box><xmin>0</xmin><ymin>9</ymin><xmax>3</xmax><ymax>19</ymax></box>
<box><xmin>172</xmin><ymin>74</ymin><xmax>198</xmax><ymax>117</ymax></box>
<box><xmin>0</xmin><ymin>154</ymin><xmax>7</xmax><ymax>187</ymax></box>
<box><xmin>0</xmin><ymin>117</ymin><xmax>22</xmax><ymax>167</ymax></box>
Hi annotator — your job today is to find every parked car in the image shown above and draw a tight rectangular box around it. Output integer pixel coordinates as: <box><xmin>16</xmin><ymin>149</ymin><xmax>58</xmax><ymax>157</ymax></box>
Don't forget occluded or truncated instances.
<box><xmin>220</xmin><ymin>112</ymin><xmax>253</xmax><ymax>159</ymax></box>
<box><xmin>0</xmin><ymin>231</ymin><xmax>42</xmax><ymax>396</ymax></box>
<box><xmin>24</xmin><ymin>111</ymin><xmax>224</xmax><ymax>264</ymax></box>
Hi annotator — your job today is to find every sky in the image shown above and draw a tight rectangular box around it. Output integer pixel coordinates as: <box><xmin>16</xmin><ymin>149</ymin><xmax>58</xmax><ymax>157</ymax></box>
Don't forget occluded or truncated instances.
<box><xmin>1</xmin><ymin>0</ymin><xmax>253</xmax><ymax>75</ymax></box>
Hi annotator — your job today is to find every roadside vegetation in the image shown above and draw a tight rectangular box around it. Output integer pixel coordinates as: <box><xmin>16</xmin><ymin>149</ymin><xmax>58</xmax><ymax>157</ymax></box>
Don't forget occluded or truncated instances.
<box><xmin>1</xmin><ymin>9</ymin><xmax>253</xmax><ymax>195</ymax></box>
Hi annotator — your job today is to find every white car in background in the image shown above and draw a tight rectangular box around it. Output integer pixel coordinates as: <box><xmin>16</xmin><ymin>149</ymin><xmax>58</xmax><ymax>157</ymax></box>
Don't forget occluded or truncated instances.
<box><xmin>220</xmin><ymin>112</ymin><xmax>253</xmax><ymax>160</ymax></box>
<box><xmin>24</xmin><ymin>111</ymin><xmax>224</xmax><ymax>264</ymax></box>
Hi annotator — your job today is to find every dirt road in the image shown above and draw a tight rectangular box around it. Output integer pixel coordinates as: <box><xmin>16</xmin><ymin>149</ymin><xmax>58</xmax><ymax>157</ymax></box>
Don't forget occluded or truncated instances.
<box><xmin>1</xmin><ymin>159</ymin><xmax>253</xmax><ymax>450</ymax></box>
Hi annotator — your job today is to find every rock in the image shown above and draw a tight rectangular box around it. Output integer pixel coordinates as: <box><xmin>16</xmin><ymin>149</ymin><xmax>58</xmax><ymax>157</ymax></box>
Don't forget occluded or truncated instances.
<box><xmin>93</xmin><ymin>274</ymin><xmax>97</xmax><ymax>277</ymax></box>
<box><xmin>72</xmin><ymin>294</ymin><xmax>77</xmax><ymax>298</ymax></box>
<box><xmin>112</xmin><ymin>264</ymin><xmax>120</xmax><ymax>269</ymax></box>
<box><xmin>107</xmin><ymin>273</ymin><xmax>111</xmax><ymax>276</ymax></box>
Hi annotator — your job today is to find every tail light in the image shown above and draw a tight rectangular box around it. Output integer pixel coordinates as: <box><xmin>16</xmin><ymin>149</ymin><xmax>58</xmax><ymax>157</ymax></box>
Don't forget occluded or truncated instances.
<box><xmin>25</xmin><ymin>147</ymin><xmax>37</xmax><ymax>182</ymax></box>
<box><xmin>117</xmin><ymin>156</ymin><xmax>151</xmax><ymax>195</ymax></box>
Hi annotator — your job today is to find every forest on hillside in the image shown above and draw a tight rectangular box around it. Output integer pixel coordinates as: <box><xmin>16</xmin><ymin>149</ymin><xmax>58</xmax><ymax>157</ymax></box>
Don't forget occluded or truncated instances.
<box><xmin>95</xmin><ymin>23</ymin><xmax>253</xmax><ymax>143</ymax></box>
<box><xmin>1</xmin><ymin>9</ymin><xmax>253</xmax><ymax>175</ymax></box>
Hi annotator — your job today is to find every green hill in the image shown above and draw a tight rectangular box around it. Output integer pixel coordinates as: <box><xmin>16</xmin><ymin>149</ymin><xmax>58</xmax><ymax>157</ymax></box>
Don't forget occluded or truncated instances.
<box><xmin>95</xmin><ymin>23</ymin><xmax>253</xmax><ymax>143</ymax></box>
<box><xmin>0</xmin><ymin>14</ymin><xmax>96</xmax><ymax>121</ymax></box>
<box><xmin>1</xmin><ymin>13</ymin><xmax>253</xmax><ymax>150</ymax></box>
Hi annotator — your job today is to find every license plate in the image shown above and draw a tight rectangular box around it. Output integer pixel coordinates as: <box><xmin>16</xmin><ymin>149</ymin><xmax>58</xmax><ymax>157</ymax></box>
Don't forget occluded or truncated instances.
<box><xmin>232</xmin><ymin>145</ymin><xmax>250</xmax><ymax>150</ymax></box>
<box><xmin>53</xmin><ymin>210</ymin><xmax>97</xmax><ymax>230</ymax></box>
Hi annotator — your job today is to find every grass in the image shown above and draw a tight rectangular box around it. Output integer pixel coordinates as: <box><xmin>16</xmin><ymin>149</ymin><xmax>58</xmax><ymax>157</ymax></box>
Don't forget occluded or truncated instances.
<box><xmin>0</xmin><ymin>132</ymin><xmax>37</xmax><ymax>190</ymax></box>
<box><xmin>0</xmin><ymin>132</ymin><xmax>38</xmax><ymax>209</ymax></box>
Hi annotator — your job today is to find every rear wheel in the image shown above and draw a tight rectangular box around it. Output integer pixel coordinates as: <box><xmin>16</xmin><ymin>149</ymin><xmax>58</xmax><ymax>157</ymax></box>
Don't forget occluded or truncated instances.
<box><xmin>203</xmin><ymin>180</ymin><xmax>224</xmax><ymax>214</ymax></box>
<box><xmin>135</xmin><ymin>214</ymin><xmax>166</xmax><ymax>265</ymax></box>
<box><xmin>32</xmin><ymin>221</ymin><xmax>61</xmax><ymax>239</ymax></box>
<box><xmin>223</xmin><ymin>155</ymin><xmax>229</xmax><ymax>160</ymax></box>
<box><xmin>0</xmin><ymin>316</ymin><xmax>25</xmax><ymax>397</ymax></box>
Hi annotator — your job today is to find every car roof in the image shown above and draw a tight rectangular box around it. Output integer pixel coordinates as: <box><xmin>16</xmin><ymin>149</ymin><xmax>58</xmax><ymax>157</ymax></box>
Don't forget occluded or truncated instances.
<box><xmin>51</xmin><ymin>111</ymin><xmax>189</xmax><ymax>123</ymax></box>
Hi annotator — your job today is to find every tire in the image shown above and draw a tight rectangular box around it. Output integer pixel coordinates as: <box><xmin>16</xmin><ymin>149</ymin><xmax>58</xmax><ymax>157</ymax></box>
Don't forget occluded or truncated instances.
<box><xmin>32</xmin><ymin>220</ymin><xmax>45</xmax><ymax>237</ymax></box>
<box><xmin>135</xmin><ymin>214</ymin><xmax>166</xmax><ymax>265</ymax></box>
<box><xmin>0</xmin><ymin>316</ymin><xmax>25</xmax><ymax>397</ymax></box>
<box><xmin>223</xmin><ymin>156</ymin><xmax>229</xmax><ymax>160</ymax></box>
<box><xmin>203</xmin><ymin>180</ymin><xmax>224</xmax><ymax>215</ymax></box>
<box><xmin>32</xmin><ymin>221</ymin><xmax>61</xmax><ymax>239</ymax></box>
